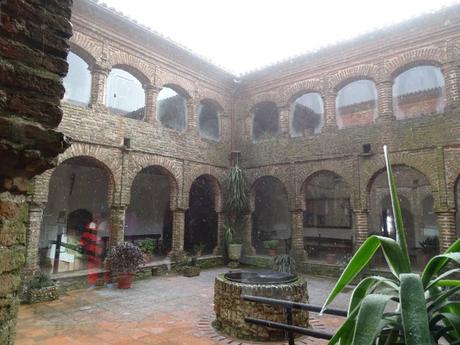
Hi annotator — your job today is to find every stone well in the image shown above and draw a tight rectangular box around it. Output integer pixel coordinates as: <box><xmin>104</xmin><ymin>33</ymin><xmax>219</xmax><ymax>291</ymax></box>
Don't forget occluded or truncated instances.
<box><xmin>213</xmin><ymin>271</ymin><xmax>309</xmax><ymax>341</ymax></box>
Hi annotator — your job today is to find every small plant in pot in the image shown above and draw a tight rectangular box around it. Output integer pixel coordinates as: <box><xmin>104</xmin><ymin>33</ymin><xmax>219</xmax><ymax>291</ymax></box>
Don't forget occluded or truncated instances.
<box><xmin>183</xmin><ymin>256</ymin><xmax>200</xmax><ymax>277</ymax></box>
<box><xmin>263</xmin><ymin>239</ymin><xmax>279</xmax><ymax>256</ymax></box>
<box><xmin>137</xmin><ymin>238</ymin><xmax>156</xmax><ymax>263</ymax></box>
<box><xmin>273</xmin><ymin>254</ymin><xmax>296</xmax><ymax>274</ymax></box>
<box><xmin>26</xmin><ymin>273</ymin><xmax>58</xmax><ymax>304</ymax></box>
<box><xmin>224</xmin><ymin>224</ymin><xmax>243</xmax><ymax>263</ymax></box>
<box><xmin>419</xmin><ymin>235</ymin><xmax>439</xmax><ymax>264</ymax></box>
<box><xmin>193</xmin><ymin>242</ymin><xmax>206</xmax><ymax>256</ymax></box>
<box><xmin>107</xmin><ymin>242</ymin><xmax>144</xmax><ymax>289</ymax></box>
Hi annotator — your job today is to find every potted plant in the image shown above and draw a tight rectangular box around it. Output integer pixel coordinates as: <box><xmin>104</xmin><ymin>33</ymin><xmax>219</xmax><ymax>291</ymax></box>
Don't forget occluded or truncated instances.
<box><xmin>107</xmin><ymin>242</ymin><xmax>144</xmax><ymax>289</ymax></box>
<box><xmin>263</xmin><ymin>239</ymin><xmax>279</xmax><ymax>256</ymax></box>
<box><xmin>26</xmin><ymin>273</ymin><xmax>58</xmax><ymax>304</ymax></box>
<box><xmin>224</xmin><ymin>224</ymin><xmax>243</xmax><ymax>262</ymax></box>
<box><xmin>183</xmin><ymin>256</ymin><xmax>200</xmax><ymax>277</ymax></box>
<box><xmin>138</xmin><ymin>238</ymin><xmax>156</xmax><ymax>263</ymax></box>
<box><xmin>419</xmin><ymin>236</ymin><xmax>439</xmax><ymax>264</ymax></box>
<box><xmin>273</xmin><ymin>254</ymin><xmax>296</xmax><ymax>274</ymax></box>
<box><xmin>193</xmin><ymin>242</ymin><xmax>206</xmax><ymax>256</ymax></box>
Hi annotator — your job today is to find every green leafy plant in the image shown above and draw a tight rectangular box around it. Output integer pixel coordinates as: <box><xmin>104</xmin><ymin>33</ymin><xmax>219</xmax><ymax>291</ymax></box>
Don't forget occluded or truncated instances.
<box><xmin>273</xmin><ymin>254</ymin><xmax>296</xmax><ymax>274</ymax></box>
<box><xmin>419</xmin><ymin>236</ymin><xmax>440</xmax><ymax>254</ymax></box>
<box><xmin>225</xmin><ymin>165</ymin><xmax>249</xmax><ymax>215</ymax></box>
<box><xmin>224</xmin><ymin>223</ymin><xmax>242</xmax><ymax>245</ymax></box>
<box><xmin>107</xmin><ymin>242</ymin><xmax>144</xmax><ymax>273</ymax></box>
<box><xmin>322</xmin><ymin>145</ymin><xmax>460</xmax><ymax>345</ymax></box>
<box><xmin>29</xmin><ymin>273</ymin><xmax>54</xmax><ymax>290</ymax></box>
<box><xmin>263</xmin><ymin>240</ymin><xmax>279</xmax><ymax>250</ymax></box>
<box><xmin>137</xmin><ymin>238</ymin><xmax>156</xmax><ymax>255</ymax></box>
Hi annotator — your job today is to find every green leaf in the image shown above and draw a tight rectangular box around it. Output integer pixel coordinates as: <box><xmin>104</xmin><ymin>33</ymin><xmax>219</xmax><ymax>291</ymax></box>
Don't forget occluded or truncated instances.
<box><xmin>348</xmin><ymin>276</ymin><xmax>398</xmax><ymax>314</ymax></box>
<box><xmin>383</xmin><ymin>145</ymin><xmax>411</xmax><ymax>271</ymax></box>
<box><xmin>400</xmin><ymin>273</ymin><xmax>432</xmax><ymax>345</ymax></box>
<box><xmin>327</xmin><ymin>306</ymin><xmax>359</xmax><ymax>345</ymax></box>
<box><xmin>352</xmin><ymin>294</ymin><xmax>392</xmax><ymax>345</ymax></box>
<box><xmin>422</xmin><ymin>253</ymin><xmax>460</xmax><ymax>287</ymax></box>
<box><xmin>426</xmin><ymin>268</ymin><xmax>460</xmax><ymax>290</ymax></box>
<box><xmin>428</xmin><ymin>286</ymin><xmax>460</xmax><ymax>312</ymax></box>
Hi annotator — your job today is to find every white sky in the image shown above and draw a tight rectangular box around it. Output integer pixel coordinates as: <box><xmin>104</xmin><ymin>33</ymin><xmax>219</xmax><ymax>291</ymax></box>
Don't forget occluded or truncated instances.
<box><xmin>101</xmin><ymin>0</ymin><xmax>459</xmax><ymax>75</ymax></box>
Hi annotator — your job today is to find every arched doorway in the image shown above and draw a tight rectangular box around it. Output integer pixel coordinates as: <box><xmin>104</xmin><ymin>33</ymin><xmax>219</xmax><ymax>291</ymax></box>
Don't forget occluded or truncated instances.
<box><xmin>125</xmin><ymin>166</ymin><xmax>174</xmax><ymax>260</ymax></box>
<box><xmin>302</xmin><ymin>171</ymin><xmax>352</xmax><ymax>262</ymax></box>
<box><xmin>251</xmin><ymin>176</ymin><xmax>290</xmax><ymax>255</ymax></box>
<box><xmin>369</xmin><ymin>165</ymin><xmax>438</xmax><ymax>268</ymax></box>
<box><xmin>39</xmin><ymin>156</ymin><xmax>112</xmax><ymax>274</ymax></box>
<box><xmin>184</xmin><ymin>175</ymin><xmax>219</xmax><ymax>255</ymax></box>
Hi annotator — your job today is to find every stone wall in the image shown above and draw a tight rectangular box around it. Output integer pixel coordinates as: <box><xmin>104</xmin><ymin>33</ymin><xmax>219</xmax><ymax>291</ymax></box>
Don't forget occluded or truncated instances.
<box><xmin>0</xmin><ymin>0</ymin><xmax>73</xmax><ymax>343</ymax></box>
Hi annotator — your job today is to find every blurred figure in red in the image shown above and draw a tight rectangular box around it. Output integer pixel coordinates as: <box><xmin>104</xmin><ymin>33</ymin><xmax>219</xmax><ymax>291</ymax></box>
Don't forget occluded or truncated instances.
<box><xmin>80</xmin><ymin>221</ymin><xmax>103</xmax><ymax>288</ymax></box>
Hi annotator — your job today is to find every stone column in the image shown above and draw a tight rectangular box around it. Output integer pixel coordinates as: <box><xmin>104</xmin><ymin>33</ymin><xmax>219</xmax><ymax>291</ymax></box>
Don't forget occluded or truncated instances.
<box><xmin>376</xmin><ymin>80</ymin><xmax>396</xmax><ymax>122</ymax></box>
<box><xmin>171</xmin><ymin>209</ymin><xmax>185</xmax><ymax>254</ymax></box>
<box><xmin>23</xmin><ymin>202</ymin><xmax>46</xmax><ymax>276</ymax></box>
<box><xmin>187</xmin><ymin>100</ymin><xmax>197</xmax><ymax>131</ymax></box>
<box><xmin>353</xmin><ymin>209</ymin><xmax>369</xmax><ymax>249</ymax></box>
<box><xmin>279</xmin><ymin>106</ymin><xmax>290</xmax><ymax>137</ymax></box>
<box><xmin>213</xmin><ymin>212</ymin><xmax>225</xmax><ymax>255</ymax></box>
<box><xmin>290</xmin><ymin>210</ymin><xmax>307</xmax><ymax>262</ymax></box>
<box><xmin>242</xmin><ymin>213</ymin><xmax>256</xmax><ymax>255</ymax></box>
<box><xmin>109</xmin><ymin>204</ymin><xmax>127</xmax><ymax>248</ymax></box>
<box><xmin>323</xmin><ymin>91</ymin><xmax>338</xmax><ymax>131</ymax></box>
<box><xmin>89</xmin><ymin>64</ymin><xmax>109</xmax><ymax>108</ymax></box>
<box><xmin>144</xmin><ymin>84</ymin><xmax>158</xmax><ymax>124</ymax></box>
<box><xmin>436</xmin><ymin>210</ymin><xmax>457</xmax><ymax>252</ymax></box>
<box><xmin>442</xmin><ymin>62</ymin><xmax>460</xmax><ymax>110</ymax></box>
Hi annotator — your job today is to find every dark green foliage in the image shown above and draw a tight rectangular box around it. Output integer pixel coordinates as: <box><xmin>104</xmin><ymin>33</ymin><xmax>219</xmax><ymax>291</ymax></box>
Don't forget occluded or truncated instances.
<box><xmin>29</xmin><ymin>273</ymin><xmax>54</xmax><ymax>290</ymax></box>
<box><xmin>107</xmin><ymin>242</ymin><xmax>144</xmax><ymax>273</ymax></box>
<box><xmin>273</xmin><ymin>254</ymin><xmax>296</xmax><ymax>274</ymax></box>
<box><xmin>137</xmin><ymin>238</ymin><xmax>156</xmax><ymax>254</ymax></box>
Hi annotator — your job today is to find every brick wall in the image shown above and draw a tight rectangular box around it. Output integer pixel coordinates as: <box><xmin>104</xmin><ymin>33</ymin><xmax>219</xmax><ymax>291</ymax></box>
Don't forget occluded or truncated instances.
<box><xmin>0</xmin><ymin>0</ymin><xmax>73</xmax><ymax>343</ymax></box>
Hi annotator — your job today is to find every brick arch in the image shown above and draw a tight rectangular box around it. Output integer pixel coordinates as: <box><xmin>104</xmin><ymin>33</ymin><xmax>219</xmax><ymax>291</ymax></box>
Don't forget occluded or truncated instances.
<box><xmin>249</xmin><ymin>175</ymin><xmax>289</xmax><ymax>213</ymax></box>
<box><xmin>126</xmin><ymin>155</ymin><xmax>182</xmax><ymax>209</ymax></box>
<box><xmin>384</xmin><ymin>47</ymin><xmax>446</xmax><ymax>80</ymax></box>
<box><xmin>155</xmin><ymin>69</ymin><xmax>195</xmax><ymax>99</ymax></box>
<box><xmin>70</xmin><ymin>32</ymin><xmax>101</xmax><ymax>66</ymax></box>
<box><xmin>246</xmin><ymin>92</ymin><xmax>281</xmax><ymax>113</ymax></box>
<box><xmin>329</xmin><ymin>64</ymin><xmax>380</xmax><ymax>92</ymax></box>
<box><xmin>159</xmin><ymin>83</ymin><xmax>192</xmax><ymax>100</ymax></box>
<box><xmin>186</xmin><ymin>173</ymin><xmax>224</xmax><ymax>213</ymax></box>
<box><xmin>445</xmin><ymin>157</ymin><xmax>460</xmax><ymax>209</ymax></box>
<box><xmin>363</xmin><ymin>159</ymin><xmax>438</xmax><ymax>210</ymax></box>
<box><xmin>282</xmin><ymin>78</ymin><xmax>323</xmax><ymax>105</ymax></box>
<box><xmin>108</xmin><ymin>50</ymin><xmax>154</xmax><ymax>86</ymax></box>
<box><xmin>299</xmin><ymin>170</ymin><xmax>352</xmax><ymax>211</ymax></box>
<box><xmin>198</xmin><ymin>97</ymin><xmax>224</xmax><ymax>112</ymax></box>
<box><xmin>33</xmin><ymin>154</ymin><xmax>116</xmax><ymax>207</ymax></box>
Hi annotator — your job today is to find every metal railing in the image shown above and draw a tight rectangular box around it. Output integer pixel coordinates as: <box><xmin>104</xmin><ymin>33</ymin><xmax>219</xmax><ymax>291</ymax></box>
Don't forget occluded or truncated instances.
<box><xmin>243</xmin><ymin>295</ymin><xmax>347</xmax><ymax>345</ymax></box>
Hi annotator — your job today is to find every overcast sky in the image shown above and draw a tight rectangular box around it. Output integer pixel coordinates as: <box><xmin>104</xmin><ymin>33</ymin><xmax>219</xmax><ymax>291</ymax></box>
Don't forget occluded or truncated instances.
<box><xmin>101</xmin><ymin>0</ymin><xmax>459</xmax><ymax>75</ymax></box>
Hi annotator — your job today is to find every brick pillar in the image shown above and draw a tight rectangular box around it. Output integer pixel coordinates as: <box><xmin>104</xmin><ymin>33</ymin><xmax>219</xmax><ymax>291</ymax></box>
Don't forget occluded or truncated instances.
<box><xmin>436</xmin><ymin>210</ymin><xmax>457</xmax><ymax>252</ymax></box>
<box><xmin>290</xmin><ymin>210</ymin><xmax>307</xmax><ymax>262</ymax></box>
<box><xmin>187</xmin><ymin>100</ymin><xmax>197</xmax><ymax>131</ymax></box>
<box><xmin>442</xmin><ymin>62</ymin><xmax>460</xmax><ymax>110</ymax></box>
<box><xmin>110</xmin><ymin>204</ymin><xmax>126</xmax><ymax>248</ymax></box>
<box><xmin>144</xmin><ymin>84</ymin><xmax>159</xmax><ymax>124</ymax></box>
<box><xmin>279</xmin><ymin>106</ymin><xmax>290</xmax><ymax>137</ymax></box>
<box><xmin>353</xmin><ymin>209</ymin><xmax>369</xmax><ymax>249</ymax></box>
<box><xmin>213</xmin><ymin>212</ymin><xmax>224</xmax><ymax>255</ymax></box>
<box><xmin>323</xmin><ymin>91</ymin><xmax>338</xmax><ymax>131</ymax></box>
<box><xmin>242</xmin><ymin>213</ymin><xmax>256</xmax><ymax>255</ymax></box>
<box><xmin>23</xmin><ymin>202</ymin><xmax>46</xmax><ymax>276</ymax></box>
<box><xmin>171</xmin><ymin>209</ymin><xmax>185</xmax><ymax>254</ymax></box>
<box><xmin>376</xmin><ymin>80</ymin><xmax>395</xmax><ymax>122</ymax></box>
<box><xmin>90</xmin><ymin>64</ymin><xmax>109</xmax><ymax>107</ymax></box>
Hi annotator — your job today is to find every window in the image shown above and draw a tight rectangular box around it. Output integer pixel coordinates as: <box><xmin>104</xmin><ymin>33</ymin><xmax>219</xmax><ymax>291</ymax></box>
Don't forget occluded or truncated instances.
<box><xmin>63</xmin><ymin>52</ymin><xmax>91</xmax><ymax>106</ymax></box>
<box><xmin>336</xmin><ymin>79</ymin><xmax>377</xmax><ymax>129</ymax></box>
<box><xmin>393</xmin><ymin>65</ymin><xmax>445</xmax><ymax>119</ymax></box>
<box><xmin>157</xmin><ymin>87</ymin><xmax>187</xmax><ymax>131</ymax></box>
<box><xmin>106</xmin><ymin>68</ymin><xmax>145</xmax><ymax>120</ymax></box>
<box><xmin>290</xmin><ymin>93</ymin><xmax>324</xmax><ymax>136</ymax></box>
<box><xmin>252</xmin><ymin>101</ymin><xmax>279</xmax><ymax>142</ymax></box>
<box><xmin>198</xmin><ymin>101</ymin><xmax>220</xmax><ymax>140</ymax></box>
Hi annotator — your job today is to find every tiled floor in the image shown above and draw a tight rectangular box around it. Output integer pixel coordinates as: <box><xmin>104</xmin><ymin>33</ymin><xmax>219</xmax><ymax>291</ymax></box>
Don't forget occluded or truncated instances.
<box><xmin>16</xmin><ymin>268</ymin><xmax>350</xmax><ymax>345</ymax></box>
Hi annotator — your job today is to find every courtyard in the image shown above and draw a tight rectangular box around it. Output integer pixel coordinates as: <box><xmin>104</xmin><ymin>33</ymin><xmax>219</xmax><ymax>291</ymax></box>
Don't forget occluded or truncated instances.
<box><xmin>16</xmin><ymin>268</ymin><xmax>349</xmax><ymax>345</ymax></box>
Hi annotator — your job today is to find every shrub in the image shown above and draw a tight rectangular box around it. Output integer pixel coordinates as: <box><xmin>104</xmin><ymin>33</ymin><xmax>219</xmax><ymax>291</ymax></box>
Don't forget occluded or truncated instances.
<box><xmin>137</xmin><ymin>238</ymin><xmax>156</xmax><ymax>254</ymax></box>
<box><xmin>273</xmin><ymin>254</ymin><xmax>296</xmax><ymax>274</ymax></box>
<box><xmin>29</xmin><ymin>273</ymin><xmax>54</xmax><ymax>290</ymax></box>
<box><xmin>322</xmin><ymin>145</ymin><xmax>460</xmax><ymax>344</ymax></box>
<box><xmin>107</xmin><ymin>242</ymin><xmax>144</xmax><ymax>273</ymax></box>
<box><xmin>263</xmin><ymin>240</ymin><xmax>279</xmax><ymax>250</ymax></box>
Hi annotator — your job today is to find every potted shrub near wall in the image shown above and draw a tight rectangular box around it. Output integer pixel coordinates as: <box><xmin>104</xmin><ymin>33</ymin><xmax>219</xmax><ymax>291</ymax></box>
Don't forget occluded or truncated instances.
<box><xmin>224</xmin><ymin>224</ymin><xmax>243</xmax><ymax>262</ymax></box>
<box><xmin>263</xmin><ymin>240</ymin><xmax>279</xmax><ymax>256</ymax></box>
<box><xmin>138</xmin><ymin>238</ymin><xmax>156</xmax><ymax>263</ymax></box>
<box><xmin>26</xmin><ymin>273</ymin><xmax>59</xmax><ymax>304</ymax></box>
<box><xmin>107</xmin><ymin>242</ymin><xmax>144</xmax><ymax>289</ymax></box>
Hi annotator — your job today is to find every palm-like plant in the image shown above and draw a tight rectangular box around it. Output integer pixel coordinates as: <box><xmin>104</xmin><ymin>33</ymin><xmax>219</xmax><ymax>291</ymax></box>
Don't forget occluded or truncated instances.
<box><xmin>322</xmin><ymin>145</ymin><xmax>460</xmax><ymax>345</ymax></box>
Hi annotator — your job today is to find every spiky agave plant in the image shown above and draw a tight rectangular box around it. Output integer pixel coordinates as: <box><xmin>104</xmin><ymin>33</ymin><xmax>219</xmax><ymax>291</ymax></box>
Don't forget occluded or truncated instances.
<box><xmin>321</xmin><ymin>145</ymin><xmax>460</xmax><ymax>345</ymax></box>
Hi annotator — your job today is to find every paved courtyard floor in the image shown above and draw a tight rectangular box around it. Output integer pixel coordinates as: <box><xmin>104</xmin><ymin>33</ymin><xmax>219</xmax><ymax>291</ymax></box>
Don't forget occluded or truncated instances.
<box><xmin>16</xmin><ymin>268</ymin><xmax>350</xmax><ymax>345</ymax></box>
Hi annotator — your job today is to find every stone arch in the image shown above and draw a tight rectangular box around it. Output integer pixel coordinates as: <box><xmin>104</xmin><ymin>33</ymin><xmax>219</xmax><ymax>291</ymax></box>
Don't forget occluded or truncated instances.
<box><xmin>184</xmin><ymin>167</ymin><xmax>224</xmax><ymax>212</ymax></box>
<box><xmin>70</xmin><ymin>32</ymin><xmax>101</xmax><ymax>66</ymax></box>
<box><xmin>108</xmin><ymin>50</ymin><xmax>154</xmax><ymax>86</ymax></box>
<box><xmin>329</xmin><ymin>64</ymin><xmax>380</xmax><ymax>93</ymax></box>
<box><xmin>283</xmin><ymin>78</ymin><xmax>323</xmax><ymax>106</ymax></box>
<box><xmin>443</xmin><ymin>149</ymin><xmax>460</xmax><ymax>209</ymax></box>
<box><xmin>246</xmin><ymin>92</ymin><xmax>281</xmax><ymax>113</ymax></box>
<box><xmin>155</xmin><ymin>68</ymin><xmax>195</xmax><ymax>99</ymax></box>
<box><xmin>249</xmin><ymin>175</ymin><xmax>289</xmax><ymax>213</ymax></box>
<box><xmin>160</xmin><ymin>83</ymin><xmax>192</xmax><ymax>100</ymax></box>
<box><xmin>384</xmin><ymin>47</ymin><xmax>446</xmax><ymax>80</ymax></box>
<box><xmin>127</xmin><ymin>154</ymin><xmax>182</xmax><ymax>209</ymax></box>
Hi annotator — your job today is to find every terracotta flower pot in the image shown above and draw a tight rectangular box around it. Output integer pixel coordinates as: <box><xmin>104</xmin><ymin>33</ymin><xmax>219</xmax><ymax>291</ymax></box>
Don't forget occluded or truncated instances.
<box><xmin>117</xmin><ymin>272</ymin><xmax>135</xmax><ymax>289</ymax></box>
<box><xmin>325</xmin><ymin>253</ymin><xmax>337</xmax><ymax>264</ymax></box>
<box><xmin>267</xmin><ymin>249</ymin><xmax>277</xmax><ymax>257</ymax></box>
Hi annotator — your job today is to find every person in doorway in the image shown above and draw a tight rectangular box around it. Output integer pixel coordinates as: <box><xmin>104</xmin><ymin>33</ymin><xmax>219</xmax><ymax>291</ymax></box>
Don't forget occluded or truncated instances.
<box><xmin>80</xmin><ymin>221</ymin><xmax>103</xmax><ymax>288</ymax></box>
